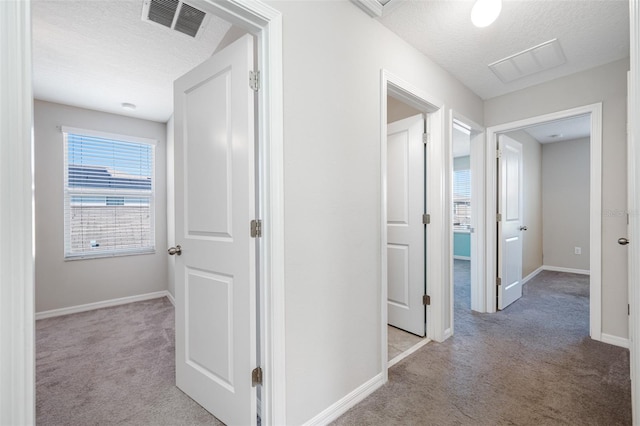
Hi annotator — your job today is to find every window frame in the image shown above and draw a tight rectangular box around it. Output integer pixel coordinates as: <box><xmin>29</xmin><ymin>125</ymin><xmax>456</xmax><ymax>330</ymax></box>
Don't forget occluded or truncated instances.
<box><xmin>62</xmin><ymin>126</ymin><xmax>157</xmax><ymax>260</ymax></box>
<box><xmin>453</xmin><ymin>167</ymin><xmax>471</xmax><ymax>232</ymax></box>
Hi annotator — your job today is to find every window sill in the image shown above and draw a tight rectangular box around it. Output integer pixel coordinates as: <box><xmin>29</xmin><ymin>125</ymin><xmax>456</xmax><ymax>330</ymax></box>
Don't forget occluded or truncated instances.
<box><xmin>64</xmin><ymin>248</ymin><xmax>156</xmax><ymax>261</ymax></box>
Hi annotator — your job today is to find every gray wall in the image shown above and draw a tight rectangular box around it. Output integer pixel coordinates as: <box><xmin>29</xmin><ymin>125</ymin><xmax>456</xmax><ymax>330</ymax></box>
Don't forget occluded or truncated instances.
<box><xmin>504</xmin><ymin>130</ymin><xmax>543</xmax><ymax>278</ymax></box>
<box><xmin>387</xmin><ymin>95</ymin><xmax>421</xmax><ymax>123</ymax></box>
<box><xmin>270</xmin><ymin>1</ymin><xmax>483</xmax><ymax>423</ymax></box>
<box><xmin>34</xmin><ymin>100</ymin><xmax>168</xmax><ymax>312</ymax></box>
<box><xmin>485</xmin><ymin>58</ymin><xmax>629</xmax><ymax>340</ymax></box>
<box><xmin>542</xmin><ymin>138</ymin><xmax>591</xmax><ymax>271</ymax></box>
<box><xmin>166</xmin><ymin>115</ymin><xmax>175</xmax><ymax>299</ymax></box>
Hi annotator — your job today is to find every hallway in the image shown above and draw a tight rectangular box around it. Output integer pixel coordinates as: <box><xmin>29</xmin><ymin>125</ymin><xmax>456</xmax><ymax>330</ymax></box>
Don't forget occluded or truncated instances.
<box><xmin>335</xmin><ymin>261</ymin><xmax>631</xmax><ymax>425</ymax></box>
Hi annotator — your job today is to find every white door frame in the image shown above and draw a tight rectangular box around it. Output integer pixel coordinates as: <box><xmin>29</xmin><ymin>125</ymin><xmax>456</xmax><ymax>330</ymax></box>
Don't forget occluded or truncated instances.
<box><xmin>380</xmin><ymin>70</ymin><xmax>447</xmax><ymax>380</ymax></box>
<box><xmin>1</xmin><ymin>1</ymin><xmax>286</xmax><ymax>425</ymax></box>
<box><xmin>449</xmin><ymin>112</ymin><xmax>486</xmax><ymax>321</ymax></box>
<box><xmin>627</xmin><ymin>1</ymin><xmax>640</xmax><ymax>422</ymax></box>
<box><xmin>0</xmin><ymin>1</ymin><xmax>35</xmax><ymax>424</ymax></box>
<box><xmin>485</xmin><ymin>103</ymin><xmax>603</xmax><ymax>340</ymax></box>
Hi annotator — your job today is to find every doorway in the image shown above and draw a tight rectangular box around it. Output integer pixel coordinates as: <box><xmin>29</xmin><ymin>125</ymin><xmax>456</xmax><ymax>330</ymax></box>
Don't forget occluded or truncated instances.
<box><xmin>14</xmin><ymin>1</ymin><xmax>285</xmax><ymax>425</ymax></box>
<box><xmin>485</xmin><ymin>104</ymin><xmax>602</xmax><ymax>341</ymax></box>
<box><xmin>452</xmin><ymin>119</ymin><xmax>473</xmax><ymax>319</ymax></box>
<box><xmin>380</xmin><ymin>71</ymin><xmax>446</xmax><ymax>374</ymax></box>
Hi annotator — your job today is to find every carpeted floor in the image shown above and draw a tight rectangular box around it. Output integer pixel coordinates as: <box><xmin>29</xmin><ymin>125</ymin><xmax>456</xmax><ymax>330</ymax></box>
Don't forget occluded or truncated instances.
<box><xmin>36</xmin><ymin>297</ymin><xmax>221</xmax><ymax>425</ymax></box>
<box><xmin>37</xmin><ymin>262</ymin><xmax>632</xmax><ymax>425</ymax></box>
<box><xmin>334</xmin><ymin>260</ymin><xmax>632</xmax><ymax>425</ymax></box>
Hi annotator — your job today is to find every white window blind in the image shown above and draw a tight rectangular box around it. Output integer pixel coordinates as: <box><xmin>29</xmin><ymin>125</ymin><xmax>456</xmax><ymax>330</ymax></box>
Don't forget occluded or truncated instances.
<box><xmin>63</xmin><ymin>127</ymin><xmax>156</xmax><ymax>259</ymax></box>
<box><xmin>453</xmin><ymin>169</ymin><xmax>471</xmax><ymax>231</ymax></box>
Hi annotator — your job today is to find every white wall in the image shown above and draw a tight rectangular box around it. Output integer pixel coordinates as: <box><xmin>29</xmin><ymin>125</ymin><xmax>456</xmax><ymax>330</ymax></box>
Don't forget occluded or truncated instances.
<box><xmin>34</xmin><ymin>100</ymin><xmax>168</xmax><ymax>312</ymax></box>
<box><xmin>542</xmin><ymin>137</ymin><xmax>591</xmax><ymax>271</ymax></box>
<box><xmin>269</xmin><ymin>1</ymin><xmax>483</xmax><ymax>424</ymax></box>
<box><xmin>504</xmin><ymin>130</ymin><xmax>543</xmax><ymax>278</ymax></box>
<box><xmin>485</xmin><ymin>58</ymin><xmax>629</xmax><ymax>339</ymax></box>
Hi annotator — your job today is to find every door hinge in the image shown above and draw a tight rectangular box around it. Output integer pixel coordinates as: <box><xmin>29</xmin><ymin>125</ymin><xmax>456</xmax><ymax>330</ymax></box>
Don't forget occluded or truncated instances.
<box><xmin>250</xmin><ymin>219</ymin><xmax>262</xmax><ymax>238</ymax></box>
<box><xmin>497</xmin><ymin>277</ymin><xmax>502</xmax><ymax>286</ymax></box>
<box><xmin>422</xmin><ymin>213</ymin><xmax>430</xmax><ymax>225</ymax></box>
<box><xmin>249</xmin><ymin>70</ymin><xmax>260</xmax><ymax>91</ymax></box>
<box><xmin>423</xmin><ymin>294</ymin><xmax>431</xmax><ymax>305</ymax></box>
<box><xmin>423</xmin><ymin>133</ymin><xmax>429</xmax><ymax>144</ymax></box>
<box><xmin>496</xmin><ymin>149</ymin><xmax>502</xmax><ymax>159</ymax></box>
<box><xmin>629</xmin><ymin>304</ymin><xmax>631</xmax><ymax>316</ymax></box>
<box><xmin>497</xmin><ymin>213</ymin><xmax>502</xmax><ymax>222</ymax></box>
<box><xmin>252</xmin><ymin>367</ymin><xmax>262</xmax><ymax>386</ymax></box>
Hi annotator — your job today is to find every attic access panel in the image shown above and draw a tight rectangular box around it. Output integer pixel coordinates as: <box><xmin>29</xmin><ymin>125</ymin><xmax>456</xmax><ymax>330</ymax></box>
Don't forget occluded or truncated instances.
<box><xmin>142</xmin><ymin>0</ymin><xmax>209</xmax><ymax>38</ymax></box>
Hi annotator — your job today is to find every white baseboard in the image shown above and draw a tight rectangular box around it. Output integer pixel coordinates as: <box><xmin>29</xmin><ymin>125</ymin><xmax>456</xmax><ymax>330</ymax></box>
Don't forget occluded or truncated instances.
<box><xmin>166</xmin><ymin>291</ymin><xmax>176</xmax><ymax>306</ymax></box>
<box><xmin>388</xmin><ymin>338</ymin><xmax>431</xmax><ymax>368</ymax></box>
<box><xmin>522</xmin><ymin>266</ymin><xmax>544</xmax><ymax>285</ymax></box>
<box><xmin>303</xmin><ymin>373</ymin><xmax>385</xmax><ymax>426</ymax></box>
<box><xmin>542</xmin><ymin>265</ymin><xmax>590</xmax><ymax>275</ymax></box>
<box><xmin>600</xmin><ymin>333</ymin><xmax>630</xmax><ymax>349</ymax></box>
<box><xmin>36</xmin><ymin>290</ymin><xmax>170</xmax><ymax>320</ymax></box>
<box><xmin>453</xmin><ymin>255</ymin><xmax>470</xmax><ymax>261</ymax></box>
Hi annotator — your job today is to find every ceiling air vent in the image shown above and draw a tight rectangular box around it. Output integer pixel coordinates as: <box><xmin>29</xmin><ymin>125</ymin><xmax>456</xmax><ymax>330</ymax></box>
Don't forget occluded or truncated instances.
<box><xmin>489</xmin><ymin>39</ymin><xmax>567</xmax><ymax>84</ymax></box>
<box><xmin>142</xmin><ymin>0</ymin><xmax>208</xmax><ymax>38</ymax></box>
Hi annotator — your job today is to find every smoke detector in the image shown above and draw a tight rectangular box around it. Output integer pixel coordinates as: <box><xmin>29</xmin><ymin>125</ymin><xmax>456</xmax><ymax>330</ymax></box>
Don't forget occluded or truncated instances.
<box><xmin>141</xmin><ymin>0</ymin><xmax>209</xmax><ymax>38</ymax></box>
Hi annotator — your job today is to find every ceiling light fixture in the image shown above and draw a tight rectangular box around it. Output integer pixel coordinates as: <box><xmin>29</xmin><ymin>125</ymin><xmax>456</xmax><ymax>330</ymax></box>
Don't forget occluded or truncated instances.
<box><xmin>121</xmin><ymin>102</ymin><xmax>137</xmax><ymax>111</ymax></box>
<box><xmin>471</xmin><ymin>0</ymin><xmax>502</xmax><ymax>28</ymax></box>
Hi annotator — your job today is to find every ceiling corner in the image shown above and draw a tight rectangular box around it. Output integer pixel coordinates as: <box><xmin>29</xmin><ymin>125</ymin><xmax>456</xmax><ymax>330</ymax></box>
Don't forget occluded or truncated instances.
<box><xmin>351</xmin><ymin>0</ymin><xmax>383</xmax><ymax>18</ymax></box>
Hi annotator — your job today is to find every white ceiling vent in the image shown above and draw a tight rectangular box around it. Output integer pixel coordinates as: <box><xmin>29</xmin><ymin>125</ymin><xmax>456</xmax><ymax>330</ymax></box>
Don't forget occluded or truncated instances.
<box><xmin>142</xmin><ymin>0</ymin><xmax>209</xmax><ymax>38</ymax></box>
<box><xmin>489</xmin><ymin>39</ymin><xmax>567</xmax><ymax>84</ymax></box>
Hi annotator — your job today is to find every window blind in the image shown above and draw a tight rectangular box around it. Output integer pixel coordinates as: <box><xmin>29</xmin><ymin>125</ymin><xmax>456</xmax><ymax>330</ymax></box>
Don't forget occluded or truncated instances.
<box><xmin>453</xmin><ymin>169</ymin><xmax>471</xmax><ymax>231</ymax></box>
<box><xmin>63</xmin><ymin>129</ymin><xmax>155</xmax><ymax>259</ymax></box>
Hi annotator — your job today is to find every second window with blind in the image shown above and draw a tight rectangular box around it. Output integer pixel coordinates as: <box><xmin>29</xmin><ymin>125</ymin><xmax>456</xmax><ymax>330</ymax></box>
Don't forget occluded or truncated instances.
<box><xmin>62</xmin><ymin>127</ymin><xmax>156</xmax><ymax>259</ymax></box>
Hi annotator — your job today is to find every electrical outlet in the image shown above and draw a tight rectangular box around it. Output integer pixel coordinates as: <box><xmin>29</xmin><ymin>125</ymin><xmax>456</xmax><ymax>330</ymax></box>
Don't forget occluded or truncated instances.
<box><xmin>575</xmin><ymin>247</ymin><xmax>582</xmax><ymax>255</ymax></box>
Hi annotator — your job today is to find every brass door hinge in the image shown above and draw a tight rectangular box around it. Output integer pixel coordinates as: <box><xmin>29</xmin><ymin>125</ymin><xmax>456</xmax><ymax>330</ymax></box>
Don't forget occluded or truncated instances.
<box><xmin>423</xmin><ymin>294</ymin><xmax>431</xmax><ymax>305</ymax></box>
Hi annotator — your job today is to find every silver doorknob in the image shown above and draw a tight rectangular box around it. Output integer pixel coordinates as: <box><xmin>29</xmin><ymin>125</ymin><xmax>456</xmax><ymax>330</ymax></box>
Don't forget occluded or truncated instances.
<box><xmin>618</xmin><ymin>238</ymin><xmax>630</xmax><ymax>246</ymax></box>
<box><xmin>168</xmin><ymin>245</ymin><xmax>182</xmax><ymax>255</ymax></box>
<box><xmin>519</xmin><ymin>226</ymin><xmax>528</xmax><ymax>231</ymax></box>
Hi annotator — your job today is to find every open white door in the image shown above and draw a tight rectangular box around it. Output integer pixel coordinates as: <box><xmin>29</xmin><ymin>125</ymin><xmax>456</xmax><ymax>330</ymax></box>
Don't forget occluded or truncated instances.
<box><xmin>387</xmin><ymin>114</ymin><xmax>426</xmax><ymax>336</ymax></box>
<box><xmin>173</xmin><ymin>34</ymin><xmax>257</xmax><ymax>426</ymax></box>
<box><xmin>497</xmin><ymin>134</ymin><xmax>524</xmax><ymax>310</ymax></box>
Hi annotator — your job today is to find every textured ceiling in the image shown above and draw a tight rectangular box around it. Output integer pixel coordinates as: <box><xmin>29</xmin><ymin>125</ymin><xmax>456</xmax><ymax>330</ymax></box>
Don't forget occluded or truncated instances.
<box><xmin>32</xmin><ymin>0</ymin><xmax>234</xmax><ymax>122</ymax></box>
<box><xmin>379</xmin><ymin>0</ymin><xmax>629</xmax><ymax>100</ymax></box>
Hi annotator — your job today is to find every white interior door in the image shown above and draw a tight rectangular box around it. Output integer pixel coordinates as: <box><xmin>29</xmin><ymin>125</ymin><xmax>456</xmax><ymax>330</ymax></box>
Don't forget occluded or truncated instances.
<box><xmin>387</xmin><ymin>114</ymin><xmax>426</xmax><ymax>336</ymax></box>
<box><xmin>173</xmin><ymin>34</ymin><xmax>257</xmax><ymax>426</ymax></box>
<box><xmin>497</xmin><ymin>134</ymin><xmax>524</xmax><ymax>310</ymax></box>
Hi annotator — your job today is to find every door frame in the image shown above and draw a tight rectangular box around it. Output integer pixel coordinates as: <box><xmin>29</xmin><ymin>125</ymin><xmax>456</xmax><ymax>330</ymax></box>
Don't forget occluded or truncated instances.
<box><xmin>485</xmin><ymin>103</ymin><xmax>603</xmax><ymax>341</ymax></box>
<box><xmin>1</xmin><ymin>1</ymin><xmax>286</xmax><ymax>425</ymax></box>
<box><xmin>628</xmin><ymin>1</ymin><xmax>640</xmax><ymax>421</ymax></box>
<box><xmin>380</xmin><ymin>70</ymin><xmax>446</xmax><ymax>380</ymax></box>
<box><xmin>449</xmin><ymin>112</ymin><xmax>486</xmax><ymax>321</ymax></box>
<box><xmin>188</xmin><ymin>2</ymin><xmax>285</xmax><ymax>423</ymax></box>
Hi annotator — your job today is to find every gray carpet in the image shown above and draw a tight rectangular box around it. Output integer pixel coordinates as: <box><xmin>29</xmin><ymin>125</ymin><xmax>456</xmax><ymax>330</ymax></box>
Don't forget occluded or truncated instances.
<box><xmin>36</xmin><ymin>297</ymin><xmax>222</xmax><ymax>425</ymax></box>
<box><xmin>334</xmin><ymin>260</ymin><xmax>632</xmax><ymax>425</ymax></box>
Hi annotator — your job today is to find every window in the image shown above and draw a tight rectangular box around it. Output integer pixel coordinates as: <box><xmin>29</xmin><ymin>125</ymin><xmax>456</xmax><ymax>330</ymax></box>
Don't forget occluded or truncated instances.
<box><xmin>453</xmin><ymin>168</ymin><xmax>471</xmax><ymax>231</ymax></box>
<box><xmin>63</xmin><ymin>127</ymin><xmax>156</xmax><ymax>259</ymax></box>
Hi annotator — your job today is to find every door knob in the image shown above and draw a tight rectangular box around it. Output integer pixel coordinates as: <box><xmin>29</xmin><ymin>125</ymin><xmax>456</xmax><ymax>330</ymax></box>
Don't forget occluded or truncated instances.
<box><xmin>168</xmin><ymin>245</ymin><xmax>182</xmax><ymax>255</ymax></box>
<box><xmin>618</xmin><ymin>238</ymin><xmax>630</xmax><ymax>246</ymax></box>
<box><xmin>519</xmin><ymin>226</ymin><xmax>528</xmax><ymax>231</ymax></box>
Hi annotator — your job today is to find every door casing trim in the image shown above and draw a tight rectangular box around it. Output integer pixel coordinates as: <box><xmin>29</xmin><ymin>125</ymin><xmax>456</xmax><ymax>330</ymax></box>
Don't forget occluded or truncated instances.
<box><xmin>485</xmin><ymin>103</ymin><xmax>602</xmax><ymax>343</ymax></box>
<box><xmin>380</xmin><ymin>69</ymin><xmax>446</xmax><ymax>384</ymax></box>
<box><xmin>188</xmin><ymin>2</ymin><xmax>286</xmax><ymax>424</ymax></box>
